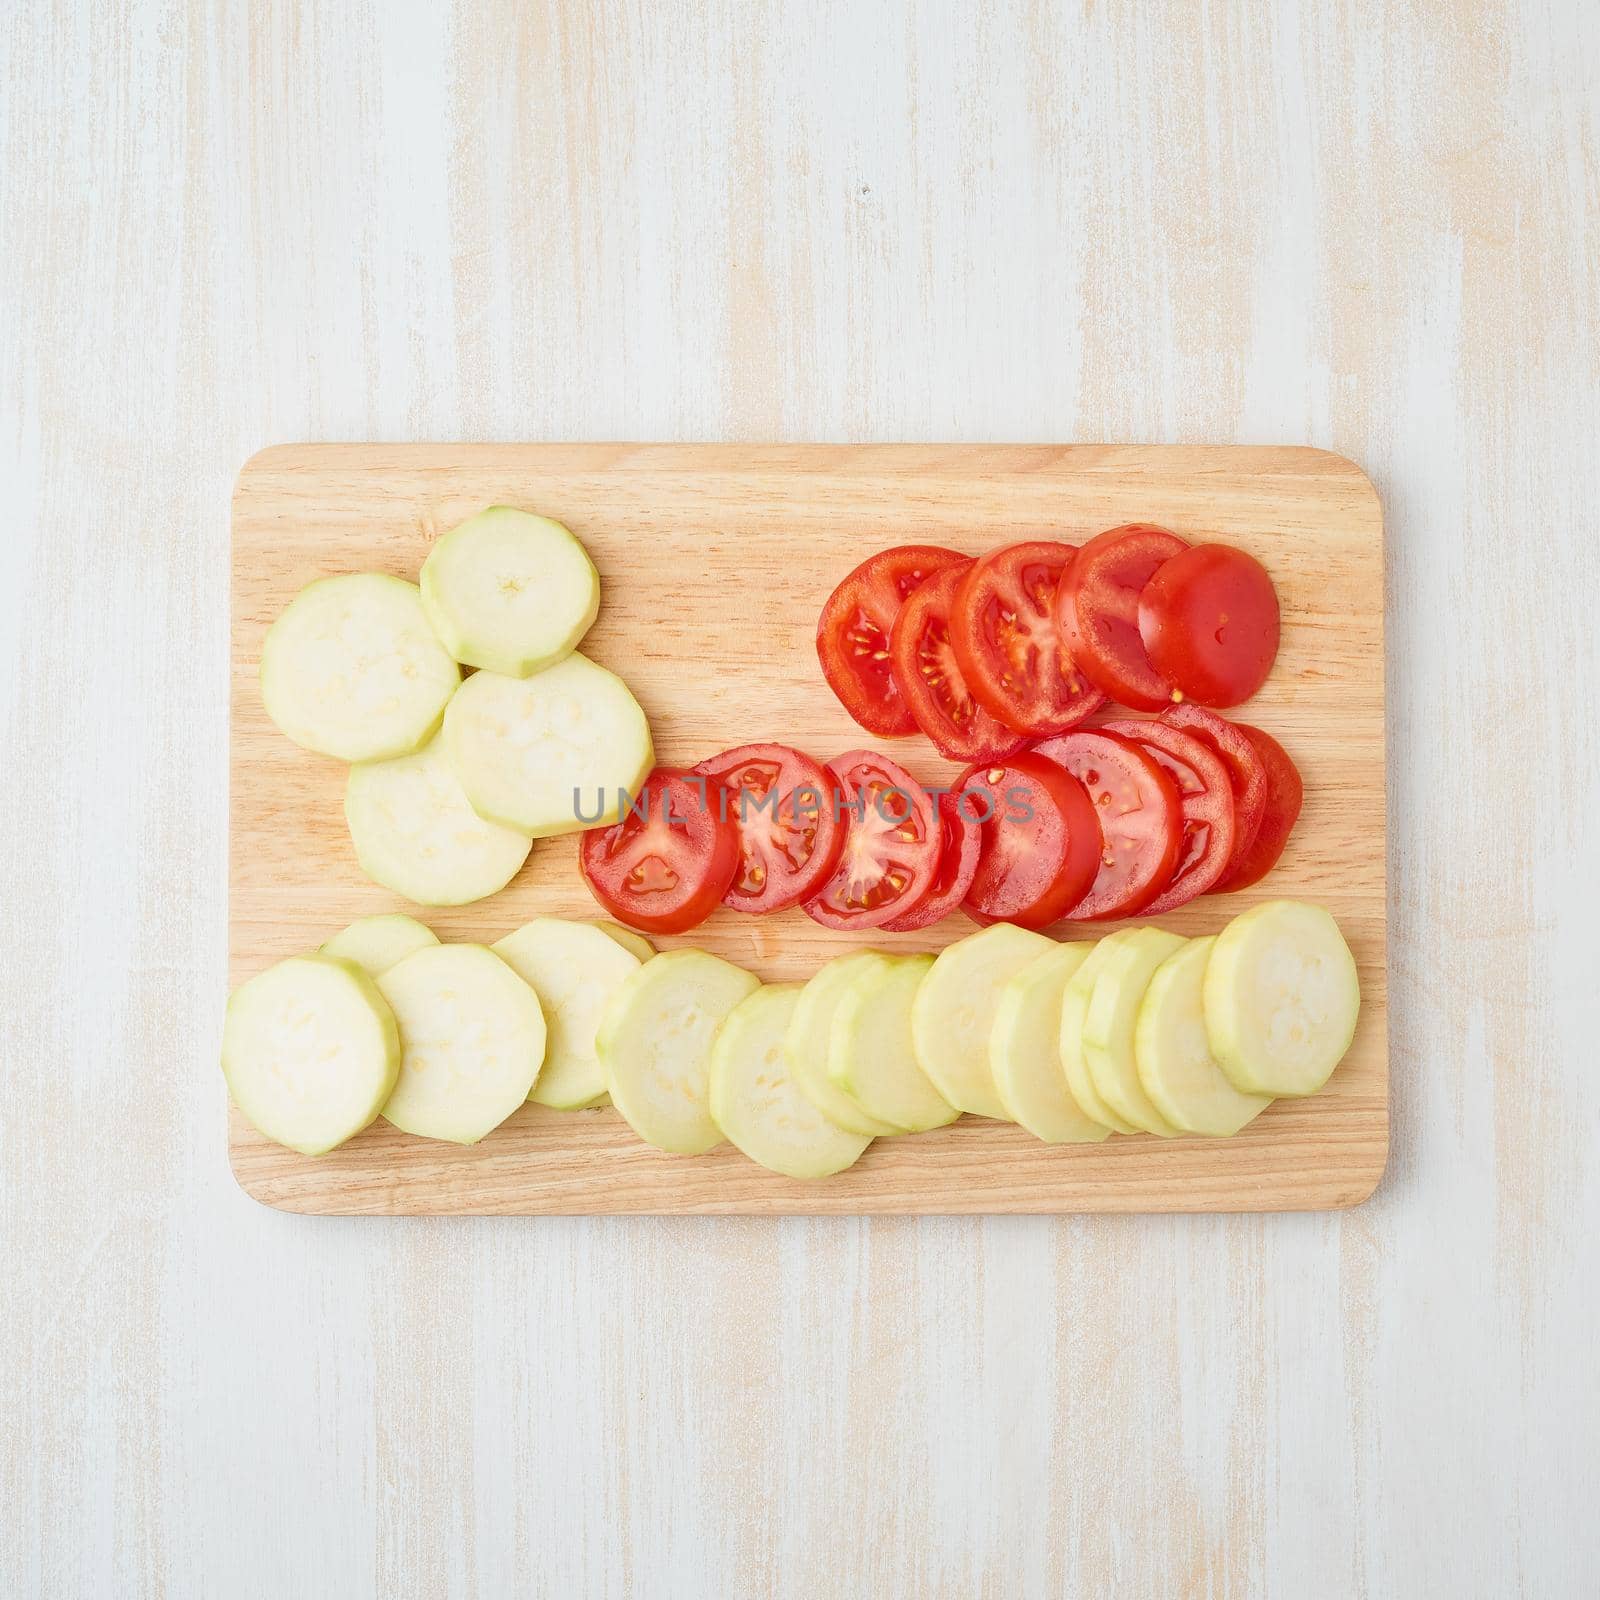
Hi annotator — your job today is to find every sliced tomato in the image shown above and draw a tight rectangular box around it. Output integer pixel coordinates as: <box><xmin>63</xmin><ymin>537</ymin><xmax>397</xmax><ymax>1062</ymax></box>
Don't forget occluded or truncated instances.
<box><xmin>879</xmin><ymin>792</ymin><xmax>982</xmax><ymax>932</ymax></box>
<box><xmin>1056</xmin><ymin>523</ymin><xmax>1188</xmax><ymax>710</ymax></box>
<box><xmin>1030</xmin><ymin>729</ymin><xmax>1182</xmax><ymax>920</ymax></box>
<box><xmin>816</xmin><ymin>545</ymin><xmax>967</xmax><ymax>736</ymax></box>
<box><xmin>1137</xmin><ymin>543</ymin><xmax>1280</xmax><ymax>707</ymax></box>
<box><xmin>1101</xmin><ymin>719</ymin><xmax>1236</xmax><ymax>912</ymax></box>
<box><xmin>1214</xmin><ymin>723</ymin><xmax>1302</xmax><ymax>891</ymax></box>
<box><xmin>691</xmin><ymin>743</ymin><xmax>844</xmax><ymax>914</ymax></box>
<box><xmin>1159</xmin><ymin>703</ymin><xmax>1268</xmax><ymax>879</ymax></box>
<box><xmin>888</xmin><ymin>562</ymin><xmax>1028</xmax><ymax>762</ymax></box>
<box><xmin>955</xmin><ymin>753</ymin><xmax>1102</xmax><ymax>930</ymax></box>
<box><xmin>950</xmin><ymin>541</ymin><xmax>1104</xmax><ymax>736</ymax></box>
<box><xmin>802</xmin><ymin>751</ymin><xmax>941</xmax><ymax>929</ymax></box>
<box><xmin>578</xmin><ymin>768</ymin><xmax>741</xmax><ymax>934</ymax></box>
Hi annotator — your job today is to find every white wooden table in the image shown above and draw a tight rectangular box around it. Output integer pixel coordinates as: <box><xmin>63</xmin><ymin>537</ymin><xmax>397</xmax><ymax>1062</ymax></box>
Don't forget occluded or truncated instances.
<box><xmin>4</xmin><ymin>3</ymin><xmax>1595</xmax><ymax>1594</ymax></box>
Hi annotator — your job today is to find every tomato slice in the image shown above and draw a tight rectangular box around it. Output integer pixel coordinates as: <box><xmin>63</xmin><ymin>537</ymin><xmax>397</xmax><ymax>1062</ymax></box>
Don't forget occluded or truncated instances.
<box><xmin>1056</xmin><ymin>523</ymin><xmax>1188</xmax><ymax>710</ymax></box>
<box><xmin>950</xmin><ymin>541</ymin><xmax>1104</xmax><ymax>736</ymax></box>
<box><xmin>879</xmin><ymin>792</ymin><xmax>982</xmax><ymax>932</ymax></box>
<box><xmin>816</xmin><ymin>545</ymin><xmax>968</xmax><ymax>736</ymax></box>
<box><xmin>578</xmin><ymin>768</ymin><xmax>741</xmax><ymax>934</ymax></box>
<box><xmin>802</xmin><ymin>751</ymin><xmax>941</xmax><ymax>929</ymax></box>
<box><xmin>1030</xmin><ymin>729</ymin><xmax>1182</xmax><ymax>919</ymax></box>
<box><xmin>1137</xmin><ymin>544</ymin><xmax>1280</xmax><ymax>708</ymax></box>
<box><xmin>691</xmin><ymin>743</ymin><xmax>844</xmax><ymax>914</ymax></box>
<box><xmin>1214</xmin><ymin>723</ymin><xmax>1302</xmax><ymax>891</ymax></box>
<box><xmin>1100</xmin><ymin>719</ymin><xmax>1236</xmax><ymax>912</ymax></box>
<box><xmin>888</xmin><ymin>562</ymin><xmax>1029</xmax><ymax>762</ymax></box>
<box><xmin>955</xmin><ymin>752</ymin><xmax>1102</xmax><ymax>930</ymax></box>
<box><xmin>1159</xmin><ymin>703</ymin><xmax>1268</xmax><ymax>878</ymax></box>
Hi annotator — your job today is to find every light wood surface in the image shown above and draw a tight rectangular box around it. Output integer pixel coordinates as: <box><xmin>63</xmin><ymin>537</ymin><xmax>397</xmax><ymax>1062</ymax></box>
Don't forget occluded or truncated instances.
<box><xmin>231</xmin><ymin>442</ymin><xmax>1387</xmax><ymax>1214</ymax></box>
<box><xmin>8</xmin><ymin>1</ymin><xmax>1598</xmax><ymax>1595</ymax></box>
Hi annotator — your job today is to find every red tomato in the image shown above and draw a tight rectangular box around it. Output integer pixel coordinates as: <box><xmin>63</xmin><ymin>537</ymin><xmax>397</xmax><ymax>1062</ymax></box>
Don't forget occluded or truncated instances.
<box><xmin>1214</xmin><ymin>723</ymin><xmax>1303</xmax><ymax>891</ymax></box>
<box><xmin>879</xmin><ymin>792</ymin><xmax>982</xmax><ymax>932</ymax></box>
<box><xmin>803</xmin><ymin>751</ymin><xmax>941</xmax><ymax>929</ymax></box>
<box><xmin>816</xmin><ymin>545</ymin><xmax>967</xmax><ymax>736</ymax></box>
<box><xmin>1030</xmin><ymin>729</ymin><xmax>1182</xmax><ymax>919</ymax></box>
<box><xmin>888</xmin><ymin>562</ymin><xmax>1028</xmax><ymax>762</ymax></box>
<box><xmin>1159</xmin><ymin>703</ymin><xmax>1268</xmax><ymax>879</ymax></box>
<box><xmin>578</xmin><ymin>768</ymin><xmax>741</xmax><ymax>934</ymax></box>
<box><xmin>691</xmin><ymin>743</ymin><xmax>845</xmax><ymax>914</ymax></box>
<box><xmin>956</xmin><ymin>753</ymin><xmax>1102</xmax><ymax>930</ymax></box>
<box><xmin>1137</xmin><ymin>544</ymin><xmax>1280</xmax><ymax>707</ymax></box>
<box><xmin>1056</xmin><ymin>523</ymin><xmax>1188</xmax><ymax>710</ymax></box>
<box><xmin>1100</xmin><ymin>719</ymin><xmax>1236</xmax><ymax>912</ymax></box>
<box><xmin>950</xmin><ymin>541</ymin><xmax>1104</xmax><ymax>736</ymax></box>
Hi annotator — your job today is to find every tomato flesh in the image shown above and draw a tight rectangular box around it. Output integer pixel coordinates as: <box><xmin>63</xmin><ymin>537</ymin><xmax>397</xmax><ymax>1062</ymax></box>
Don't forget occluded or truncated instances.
<box><xmin>1056</xmin><ymin>523</ymin><xmax>1188</xmax><ymax>710</ymax></box>
<box><xmin>956</xmin><ymin>752</ymin><xmax>1102</xmax><ymax>930</ymax></box>
<box><xmin>578</xmin><ymin>768</ymin><xmax>742</xmax><ymax>934</ymax></box>
<box><xmin>691</xmin><ymin>743</ymin><xmax>844</xmax><ymax>914</ymax></box>
<box><xmin>889</xmin><ymin>562</ymin><xmax>1028</xmax><ymax>762</ymax></box>
<box><xmin>1100</xmin><ymin>719</ymin><xmax>1236</xmax><ymax>913</ymax></box>
<box><xmin>1159</xmin><ymin>703</ymin><xmax>1268</xmax><ymax>879</ymax></box>
<box><xmin>1030</xmin><ymin>729</ymin><xmax>1182</xmax><ymax>919</ymax></box>
<box><xmin>1214</xmin><ymin>723</ymin><xmax>1302</xmax><ymax>891</ymax></box>
<box><xmin>950</xmin><ymin>541</ymin><xmax>1104</xmax><ymax>736</ymax></box>
<box><xmin>802</xmin><ymin>751</ymin><xmax>941</xmax><ymax>929</ymax></box>
<box><xmin>1137</xmin><ymin>543</ymin><xmax>1280</xmax><ymax>707</ymax></box>
<box><xmin>880</xmin><ymin>791</ymin><xmax>982</xmax><ymax>932</ymax></box>
<box><xmin>816</xmin><ymin>545</ymin><xmax>967</xmax><ymax>736</ymax></box>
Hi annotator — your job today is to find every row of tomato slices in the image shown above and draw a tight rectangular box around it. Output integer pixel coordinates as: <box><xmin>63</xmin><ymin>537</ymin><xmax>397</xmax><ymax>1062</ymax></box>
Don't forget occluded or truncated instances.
<box><xmin>815</xmin><ymin>527</ymin><xmax>1281</xmax><ymax>760</ymax></box>
<box><xmin>578</xmin><ymin>705</ymin><xmax>1302</xmax><ymax>937</ymax></box>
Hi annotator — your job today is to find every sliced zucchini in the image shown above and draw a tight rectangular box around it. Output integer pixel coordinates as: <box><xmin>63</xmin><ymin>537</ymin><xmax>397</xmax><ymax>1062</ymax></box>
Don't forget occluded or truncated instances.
<box><xmin>492</xmin><ymin>918</ymin><xmax>642</xmax><ymax>1109</ymax></box>
<box><xmin>344</xmin><ymin>736</ymin><xmax>531</xmax><ymax>906</ymax></box>
<box><xmin>829</xmin><ymin>954</ymin><xmax>957</xmax><ymax>1133</ymax></box>
<box><xmin>260</xmin><ymin>573</ymin><xmax>460</xmax><ymax>762</ymax></box>
<box><xmin>441</xmin><ymin>653</ymin><xmax>653</xmax><ymax>837</ymax></box>
<box><xmin>1136</xmin><ymin>935</ymin><xmax>1272</xmax><ymax>1135</ymax></box>
<box><xmin>223</xmin><ymin>953</ymin><xmax>400</xmax><ymax>1155</ymax></box>
<box><xmin>910</xmin><ymin>924</ymin><xmax>1054</xmax><ymax>1120</ymax></box>
<box><xmin>1204</xmin><ymin>900</ymin><xmax>1361</xmax><ymax>1095</ymax></box>
<box><xmin>375</xmin><ymin>943</ymin><xmax>546</xmax><ymax>1143</ymax></box>
<box><xmin>784</xmin><ymin>952</ymin><xmax>903</xmax><ymax>1137</ymax></box>
<box><xmin>319</xmin><ymin>913</ymin><xmax>439</xmax><ymax>977</ymax></box>
<box><xmin>1082</xmin><ymin>928</ymin><xmax>1185</xmax><ymax>1136</ymax></box>
<box><xmin>1059</xmin><ymin>943</ymin><xmax>1140</xmax><ymax>1136</ymax></box>
<box><xmin>593</xmin><ymin>921</ymin><xmax>654</xmax><ymax>963</ymax></box>
<box><xmin>419</xmin><ymin>506</ymin><xmax>601</xmax><ymax>677</ymax></box>
<box><xmin>595</xmin><ymin>948</ymin><xmax>759</xmax><ymax>1154</ymax></box>
<box><xmin>710</xmin><ymin>985</ymin><xmax>873</xmax><ymax>1178</ymax></box>
<box><xmin>991</xmin><ymin>942</ymin><xmax>1111</xmax><ymax>1144</ymax></box>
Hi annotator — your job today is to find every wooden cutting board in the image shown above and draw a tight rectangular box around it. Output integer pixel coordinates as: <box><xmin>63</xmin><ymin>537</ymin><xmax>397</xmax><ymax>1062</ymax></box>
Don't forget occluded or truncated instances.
<box><xmin>230</xmin><ymin>443</ymin><xmax>1386</xmax><ymax>1214</ymax></box>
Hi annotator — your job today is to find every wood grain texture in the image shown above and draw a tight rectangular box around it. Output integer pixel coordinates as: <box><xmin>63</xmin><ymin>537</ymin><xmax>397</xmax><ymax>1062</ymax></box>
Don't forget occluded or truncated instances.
<box><xmin>230</xmin><ymin>442</ymin><xmax>1387</xmax><ymax>1214</ymax></box>
<box><xmin>5</xmin><ymin>1</ymin><xmax>1598</xmax><ymax>1596</ymax></box>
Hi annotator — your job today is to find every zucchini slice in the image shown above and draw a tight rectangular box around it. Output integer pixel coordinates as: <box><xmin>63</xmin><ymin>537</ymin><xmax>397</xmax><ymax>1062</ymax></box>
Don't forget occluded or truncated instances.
<box><xmin>442</xmin><ymin>654</ymin><xmax>653</xmax><ymax>837</ymax></box>
<box><xmin>222</xmin><ymin>953</ymin><xmax>400</xmax><ymax>1155</ymax></box>
<box><xmin>829</xmin><ymin>954</ymin><xmax>958</xmax><ymax>1133</ymax></box>
<box><xmin>319</xmin><ymin>913</ymin><xmax>439</xmax><ymax>977</ymax></box>
<box><xmin>344</xmin><ymin>736</ymin><xmax>531</xmax><ymax>906</ymax></box>
<box><xmin>376</xmin><ymin>944</ymin><xmax>546</xmax><ymax>1143</ymax></box>
<box><xmin>593</xmin><ymin>921</ymin><xmax>655</xmax><ymax>964</ymax></box>
<box><xmin>492</xmin><ymin>918</ymin><xmax>643</xmax><ymax>1109</ymax></box>
<box><xmin>1082</xmin><ymin>928</ymin><xmax>1185</xmax><ymax>1136</ymax></box>
<box><xmin>991</xmin><ymin>942</ymin><xmax>1111</xmax><ymax>1144</ymax></box>
<box><xmin>1135</xmin><ymin>935</ymin><xmax>1272</xmax><ymax>1135</ymax></box>
<box><xmin>595</xmin><ymin>948</ymin><xmax>759</xmax><ymax>1154</ymax></box>
<box><xmin>784</xmin><ymin>952</ymin><xmax>903</xmax><ymax>1137</ymax></box>
<box><xmin>260</xmin><ymin>573</ymin><xmax>460</xmax><ymax>762</ymax></box>
<box><xmin>419</xmin><ymin>506</ymin><xmax>600</xmax><ymax>677</ymax></box>
<box><xmin>911</xmin><ymin>924</ymin><xmax>1054</xmax><ymax>1120</ymax></box>
<box><xmin>1058</xmin><ymin>942</ymin><xmax>1140</xmax><ymax>1136</ymax></box>
<box><xmin>710</xmin><ymin>985</ymin><xmax>874</xmax><ymax>1178</ymax></box>
<box><xmin>1203</xmin><ymin>900</ymin><xmax>1360</xmax><ymax>1096</ymax></box>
